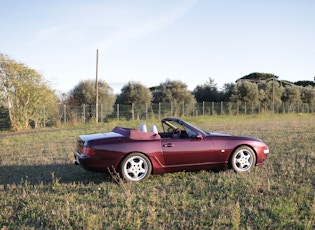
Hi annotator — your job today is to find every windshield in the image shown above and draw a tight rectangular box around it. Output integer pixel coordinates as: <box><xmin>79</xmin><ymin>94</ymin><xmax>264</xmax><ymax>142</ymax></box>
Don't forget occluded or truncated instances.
<box><xmin>162</xmin><ymin>119</ymin><xmax>208</xmax><ymax>137</ymax></box>
<box><xmin>181</xmin><ymin>120</ymin><xmax>208</xmax><ymax>136</ymax></box>
<box><xmin>162</xmin><ymin>120</ymin><xmax>184</xmax><ymax>132</ymax></box>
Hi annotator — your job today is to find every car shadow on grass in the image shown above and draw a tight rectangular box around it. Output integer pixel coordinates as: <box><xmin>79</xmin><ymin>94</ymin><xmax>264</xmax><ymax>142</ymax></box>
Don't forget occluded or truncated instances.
<box><xmin>0</xmin><ymin>163</ymin><xmax>113</xmax><ymax>186</ymax></box>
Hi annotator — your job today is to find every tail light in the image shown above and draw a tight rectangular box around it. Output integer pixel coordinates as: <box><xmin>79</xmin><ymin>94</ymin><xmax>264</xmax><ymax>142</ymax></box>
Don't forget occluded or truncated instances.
<box><xmin>80</xmin><ymin>147</ymin><xmax>95</xmax><ymax>156</ymax></box>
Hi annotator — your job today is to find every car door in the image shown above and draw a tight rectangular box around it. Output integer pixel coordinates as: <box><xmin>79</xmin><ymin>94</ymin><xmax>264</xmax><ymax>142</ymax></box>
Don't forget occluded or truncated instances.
<box><xmin>161</xmin><ymin>137</ymin><xmax>215</xmax><ymax>166</ymax></box>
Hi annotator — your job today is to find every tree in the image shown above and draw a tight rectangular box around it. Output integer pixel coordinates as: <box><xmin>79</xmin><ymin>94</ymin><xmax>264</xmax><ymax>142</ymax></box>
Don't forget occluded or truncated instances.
<box><xmin>193</xmin><ymin>78</ymin><xmax>220</xmax><ymax>102</ymax></box>
<box><xmin>153</xmin><ymin>79</ymin><xmax>196</xmax><ymax>103</ymax></box>
<box><xmin>221</xmin><ymin>82</ymin><xmax>235</xmax><ymax>102</ymax></box>
<box><xmin>294</xmin><ymin>80</ymin><xmax>315</xmax><ymax>87</ymax></box>
<box><xmin>282</xmin><ymin>85</ymin><xmax>302</xmax><ymax>106</ymax></box>
<box><xmin>0</xmin><ymin>53</ymin><xmax>58</xmax><ymax>130</ymax></box>
<box><xmin>153</xmin><ymin>79</ymin><xmax>196</xmax><ymax>116</ymax></box>
<box><xmin>67</xmin><ymin>79</ymin><xmax>116</xmax><ymax>122</ymax></box>
<box><xmin>116</xmin><ymin>81</ymin><xmax>152</xmax><ymax>104</ymax></box>
<box><xmin>30</xmin><ymin>83</ymin><xmax>59</xmax><ymax>128</ymax></box>
<box><xmin>258</xmin><ymin>81</ymin><xmax>284</xmax><ymax>106</ymax></box>
<box><xmin>236</xmin><ymin>72</ymin><xmax>279</xmax><ymax>83</ymax></box>
<box><xmin>301</xmin><ymin>86</ymin><xmax>315</xmax><ymax>105</ymax></box>
<box><xmin>0</xmin><ymin>106</ymin><xmax>10</xmax><ymax>129</ymax></box>
<box><xmin>230</xmin><ymin>81</ymin><xmax>259</xmax><ymax>103</ymax></box>
<box><xmin>116</xmin><ymin>81</ymin><xmax>152</xmax><ymax>119</ymax></box>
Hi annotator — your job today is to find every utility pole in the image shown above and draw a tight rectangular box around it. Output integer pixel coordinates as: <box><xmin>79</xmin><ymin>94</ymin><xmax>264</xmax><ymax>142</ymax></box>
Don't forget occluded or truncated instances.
<box><xmin>95</xmin><ymin>49</ymin><xmax>99</xmax><ymax>123</ymax></box>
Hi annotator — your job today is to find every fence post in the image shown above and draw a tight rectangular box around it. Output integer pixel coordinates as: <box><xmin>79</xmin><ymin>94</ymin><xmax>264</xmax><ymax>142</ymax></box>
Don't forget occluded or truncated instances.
<box><xmin>146</xmin><ymin>103</ymin><xmax>148</xmax><ymax>120</ymax></box>
<box><xmin>100</xmin><ymin>104</ymin><xmax>103</xmax><ymax>122</ymax></box>
<box><xmin>159</xmin><ymin>102</ymin><xmax>161</xmax><ymax>120</ymax></box>
<box><xmin>63</xmin><ymin>105</ymin><xmax>67</xmax><ymax>125</ymax></box>
<box><xmin>117</xmin><ymin>104</ymin><xmax>119</xmax><ymax>121</ymax></box>
<box><xmin>43</xmin><ymin>108</ymin><xmax>46</xmax><ymax>128</ymax></box>
<box><xmin>132</xmin><ymin>103</ymin><xmax>134</xmax><ymax>120</ymax></box>
<box><xmin>244</xmin><ymin>102</ymin><xmax>247</xmax><ymax>115</ymax></box>
<box><xmin>81</xmin><ymin>104</ymin><xmax>85</xmax><ymax>124</ymax></box>
<box><xmin>212</xmin><ymin>102</ymin><xmax>214</xmax><ymax>115</ymax></box>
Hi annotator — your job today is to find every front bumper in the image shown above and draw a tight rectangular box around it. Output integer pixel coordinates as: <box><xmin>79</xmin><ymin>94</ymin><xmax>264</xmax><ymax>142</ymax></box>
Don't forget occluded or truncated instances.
<box><xmin>255</xmin><ymin>145</ymin><xmax>269</xmax><ymax>166</ymax></box>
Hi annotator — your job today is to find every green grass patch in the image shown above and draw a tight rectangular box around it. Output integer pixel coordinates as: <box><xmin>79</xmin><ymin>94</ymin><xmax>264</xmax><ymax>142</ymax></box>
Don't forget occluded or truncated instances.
<box><xmin>0</xmin><ymin>114</ymin><xmax>314</xmax><ymax>229</ymax></box>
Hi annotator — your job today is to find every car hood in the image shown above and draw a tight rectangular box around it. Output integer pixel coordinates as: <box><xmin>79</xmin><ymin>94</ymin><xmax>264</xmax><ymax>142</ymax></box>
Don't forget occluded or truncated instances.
<box><xmin>209</xmin><ymin>132</ymin><xmax>231</xmax><ymax>136</ymax></box>
<box><xmin>208</xmin><ymin>132</ymin><xmax>263</xmax><ymax>142</ymax></box>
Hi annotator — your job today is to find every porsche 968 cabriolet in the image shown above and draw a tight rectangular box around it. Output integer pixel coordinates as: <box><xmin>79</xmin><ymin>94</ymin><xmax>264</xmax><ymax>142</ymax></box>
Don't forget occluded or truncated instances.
<box><xmin>74</xmin><ymin>118</ymin><xmax>269</xmax><ymax>182</ymax></box>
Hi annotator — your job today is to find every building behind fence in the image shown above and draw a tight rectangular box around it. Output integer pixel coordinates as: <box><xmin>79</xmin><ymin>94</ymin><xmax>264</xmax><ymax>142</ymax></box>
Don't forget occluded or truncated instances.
<box><xmin>0</xmin><ymin>102</ymin><xmax>314</xmax><ymax>130</ymax></box>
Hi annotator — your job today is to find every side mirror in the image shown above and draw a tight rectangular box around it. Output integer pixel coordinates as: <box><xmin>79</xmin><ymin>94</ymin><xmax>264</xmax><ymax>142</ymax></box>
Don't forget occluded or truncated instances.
<box><xmin>196</xmin><ymin>133</ymin><xmax>203</xmax><ymax>140</ymax></box>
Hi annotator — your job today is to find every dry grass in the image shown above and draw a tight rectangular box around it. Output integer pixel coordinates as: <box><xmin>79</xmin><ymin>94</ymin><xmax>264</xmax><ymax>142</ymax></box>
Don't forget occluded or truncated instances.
<box><xmin>0</xmin><ymin>114</ymin><xmax>314</xmax><ymax>229</ymax></box>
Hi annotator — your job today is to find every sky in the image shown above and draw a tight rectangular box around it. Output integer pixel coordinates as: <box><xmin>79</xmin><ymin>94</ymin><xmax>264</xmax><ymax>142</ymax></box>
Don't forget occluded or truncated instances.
<box><xmin>1</xmin><ymin>0</ymin><xmax>315</xmax><ymax>94</ymax></box>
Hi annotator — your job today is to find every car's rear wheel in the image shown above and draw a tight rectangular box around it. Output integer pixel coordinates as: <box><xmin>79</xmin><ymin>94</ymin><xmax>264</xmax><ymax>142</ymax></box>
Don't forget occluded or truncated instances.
<box><xmin>119</xmin><ymin>153</ymin><xmax>152</xmax><ymax>182</ymax></box>
<box><xmin>230</xmin><ymin>146</ymin><xmax>256</xmax><ymax>172</ymax></box>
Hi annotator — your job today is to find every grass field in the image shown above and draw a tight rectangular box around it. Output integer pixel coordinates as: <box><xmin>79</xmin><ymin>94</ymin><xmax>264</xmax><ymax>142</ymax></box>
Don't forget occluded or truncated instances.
<box><xmin>0</xmin><ymin>114</ymin><xmax>314</xmax><ymax>229</ymax></box>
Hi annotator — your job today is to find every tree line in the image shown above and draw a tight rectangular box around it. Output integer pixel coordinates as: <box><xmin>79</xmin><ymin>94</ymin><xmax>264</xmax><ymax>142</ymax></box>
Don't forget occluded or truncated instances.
<box><xmin>1</xmin><ymin>53</ymin><xmax>315</xmax><ymax>130</ymax></box>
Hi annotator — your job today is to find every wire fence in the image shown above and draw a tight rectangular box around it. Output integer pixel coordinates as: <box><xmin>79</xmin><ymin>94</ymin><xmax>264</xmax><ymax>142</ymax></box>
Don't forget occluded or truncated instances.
<box><xmin>0</xmin><ymin>101</ymin><xmax>314</xmax><ymax>130</ymax></box>
<box><xmin>55</xmin><ymin>102</ymin><xmax>314</xmax><ymax>126</ymax></box>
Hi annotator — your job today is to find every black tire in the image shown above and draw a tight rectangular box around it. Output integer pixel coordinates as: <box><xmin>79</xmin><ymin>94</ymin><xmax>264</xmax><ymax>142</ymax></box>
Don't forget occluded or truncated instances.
<box><xmin>230</xmin><ymin>146</ymin><xmax>256</xmax><ymax>173</ymax></box>
<box><xmin>119</xmin><ymin>152</ymin><xmax>152</xmax><ymax>182</ymax></box>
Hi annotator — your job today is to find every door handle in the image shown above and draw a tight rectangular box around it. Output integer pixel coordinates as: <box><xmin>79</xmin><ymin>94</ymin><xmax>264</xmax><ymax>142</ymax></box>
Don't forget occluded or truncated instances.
<box><xmin>163</xmin><ymin>143</ymin><xmax>174</xmax><ymax>147</ymax></box>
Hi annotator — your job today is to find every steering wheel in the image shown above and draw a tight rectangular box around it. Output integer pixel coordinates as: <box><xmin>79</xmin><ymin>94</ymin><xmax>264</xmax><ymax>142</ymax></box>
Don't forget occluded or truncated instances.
<box><xmin>172</xmin><ymin>128</ymin><xmax>181</xmax><ymax>139</ymax></box>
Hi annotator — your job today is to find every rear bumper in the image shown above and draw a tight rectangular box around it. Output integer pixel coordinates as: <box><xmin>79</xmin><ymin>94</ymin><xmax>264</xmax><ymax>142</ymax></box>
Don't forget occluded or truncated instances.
<box><xmin>74</xmin><ymin>151</ymin><xmax>83</xmax><ymax>165</ymax></box>
<box><xmin>74</xmin><ymin>151</ymin><xmax>110</xmax><ymax>172</ymax></box>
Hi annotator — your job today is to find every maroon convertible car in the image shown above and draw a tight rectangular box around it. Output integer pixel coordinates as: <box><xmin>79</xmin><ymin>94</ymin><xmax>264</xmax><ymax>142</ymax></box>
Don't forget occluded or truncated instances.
<box><xmin>74</xmin><ymin>118</ymin><xmax>269</xmax><ymax>182</ymax></box>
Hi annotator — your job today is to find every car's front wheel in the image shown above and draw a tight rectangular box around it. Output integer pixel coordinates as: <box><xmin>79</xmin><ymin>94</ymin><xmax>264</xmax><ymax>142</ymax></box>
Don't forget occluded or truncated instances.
<box><xmin>119</xmin><ymin>153</ymin><xmax>152</xmax><ymax>182</ymax></box>
<box><xmin>230</xmin><ymin>146</ymin><xmax>256</xmax><ymax>172</ymax></box>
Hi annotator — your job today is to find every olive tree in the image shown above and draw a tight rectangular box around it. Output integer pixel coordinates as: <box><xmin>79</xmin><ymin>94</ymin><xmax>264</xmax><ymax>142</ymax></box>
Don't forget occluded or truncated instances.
<box><xmin>258</xmin><ymin>81</ymin><xmax>284</xmax><ymax>106</ymax></box>
<box><xmin>230</xmin><ymin>81</ymin><xmax>259</xmax><ymax>103</ymax></box>
<box><xmin>116</xmin><ymin>81</ymin><xmax>152</xmax><ymax>119</ymax></box>
<box><xmin>153</xmin><ymin>79</ymin><xmax>196</xmax><ymax>116</ymax></box>
<box><xmin>301</xmin><ymin>86</ymin><xmax>315</xmax><ymax>105</ymax></box>
<box><xmin>117</xmin><ymin>81</ymin><xmax>152</xmax><ymax>104</ymax></box>
<box><xmin>67</xmin><ymin>79</ymin><xmax>116</xmax><ymax>122</ymax></box>
<box><xmin>282</xmin><ymin>85</ymin><xmax>302</xmax><ymax>106</ymax></box>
